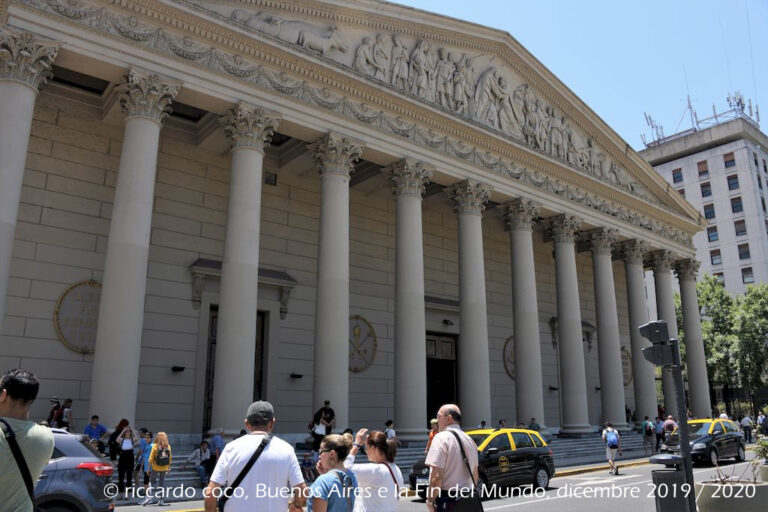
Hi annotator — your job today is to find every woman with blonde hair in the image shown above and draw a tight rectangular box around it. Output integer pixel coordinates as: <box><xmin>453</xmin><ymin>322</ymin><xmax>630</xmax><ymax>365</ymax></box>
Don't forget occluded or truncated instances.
<box><xmin>309</xmin><ymin>433</ymin><xmax>358</xmax><ymax>512</ymax></box>
<box><xmin>344</xmin><ymin>428</ymin><xmax>402</xmax><ymax>511</ymax></box>
<box><xmin>143</xmin><ymin>431</ymin><xmax>172</xmax><ymax>506</ymax></box>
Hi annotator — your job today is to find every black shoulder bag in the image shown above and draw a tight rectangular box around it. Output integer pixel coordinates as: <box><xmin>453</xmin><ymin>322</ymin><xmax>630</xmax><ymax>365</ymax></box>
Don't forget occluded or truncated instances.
<box><xmin>448</xmin><ymin>430</ymin><xmax>484</xmax><ymax>512</ymax></box>
<box><xmin>0</xmin><ymin>419</ymin><xmax>40</xmax><ymax>512</ymax></box>
<box><xmin>218</xmin><ymin>433</ymin><xmax>272</xmax><ymax>511</ymax></box>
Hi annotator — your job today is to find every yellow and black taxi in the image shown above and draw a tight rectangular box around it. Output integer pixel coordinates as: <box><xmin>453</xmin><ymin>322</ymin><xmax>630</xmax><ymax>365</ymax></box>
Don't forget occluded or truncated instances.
<box><xmin>410</xmin><ymin>428</ymin><xmax>555</xmax><ymax>497</ymax></box>
<box><xmin>662</xmin><ymin>418</ymin><xmax>746</xmax><ymax>466</ymax></box>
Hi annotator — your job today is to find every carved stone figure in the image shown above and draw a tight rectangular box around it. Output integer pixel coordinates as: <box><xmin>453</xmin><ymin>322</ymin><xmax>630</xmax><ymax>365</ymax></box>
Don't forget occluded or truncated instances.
<box><xmin>372</xmin><ymin>33</ymin><xmax>389</xmax><ymax>81</ymax></box>
<box><xmin>297</xmin><ymin>26</ymin><xmax>347</xmax><ymax>55</ymax></box>
<box><xmin>353</xmin><ymin>36</ymin><xmax>383</xmax><ymax>77</ymax></box>
<box><xmin>497</xmin><ymin>77</ymin><xmax>523</xmax><ymax>138</ymax></box>
<box><xmin>474</xmin><ymin>67</ymin><xmax>500</xmax><ymax>126</ymax></box>
<box><xmin>425</xmin><ymin>43</ymin><xmax>437</xmax><ymax>102</ymax></box>
<box><xmin>435</xmin><ymin>48</ymin><xmax>454</xmax><ymax>109</ymax></box>
<box><xmin>452</xmin><ymin>53</ymin><xmax>476</xmax><ymax>116</ymax></box>
<box><xmin>408</xmin><ymin>40</ymin><xmax>429</xmax><ymax>99</ymax></box>
<box><xmin>549</xmin><ymin>111</ymin><xmax>565</xmax><ymax>159</ymax></box>
<box><xmin>390</xmin><ymin>34</ymin><xmax>409</xmax><ymax>90</ymax></box>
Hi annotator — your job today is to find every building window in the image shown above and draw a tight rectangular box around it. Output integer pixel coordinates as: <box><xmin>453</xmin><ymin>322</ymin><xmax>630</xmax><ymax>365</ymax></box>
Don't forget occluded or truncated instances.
<box><xmin>707</xmin><ymin>226</ymin><xmax>719</xmax><ymax>242</ymax></box>
<box><xmin>734</xmin><ymin>219</ymin><xmax>747</xmax><ymax>236</ymax></box>
<box><xmin>742</xmin><ymin>267</ymin><xmax>754</xmax><ymax>284</ymax></box>
<box><xmin>763</xmin><ymin>159</ymin><xmax>767</xmax><ymax>173</ymax></box>
<box><xmin>710</xmin><ymin>249</ymin><xmax>722</xmax><ymax>265</ymax></box>
<box><xmin>727</xmin><ymin>174</ymin><xmax>739</xmax><ymax>190</ymax></box>
<box><xmin>672</xmin><ymin>168</ymin><xmax>683</xmax><ymax>183</ymax></box>
<box><xmin>759</xmin><ymin>175</ymin><xmax>763</xmax><ymax>190</ymax></box>
<box><xmin>738</xmin><ymin>243</ymin><xmax>750</xmax><ymax>260</ymax></box>
<box><xmin>724</xmin><ymin>152</ymin><xmax>736</xmax><ymax>169</ymax></box>
<box><xmin>730</xmin><ymin>197</ymin><xmax>743</xmax><ymax>213</ymax></box>
<box><xmin>704</xmin><ymin>204</ymin><xmax>715</xmax><ymax>219</ymax></box>
<box><xmin>755</xmin><ymin>152</ymin><xmax>759</xmax><ymax>168</ymax></box>
<box><xmin>763</xmin><ymin>198</ymin><xmax>767</xmax><ymax>214</ymax></box>
<box><xmin>697</xmin><ymin>161</ymin><xmax>709</xmax><ymax>178</ymax></box>
<box><xmin>765</xmin><ymin>219</ymin><xmax>768</xmax><ymax>236</ymax></box>
<box><xmin>700</xmin><ymin>182</ymin><xmax>712</xmax><ymax>197</ymax></box>
<box><xmin>714</xmin><ymin>272</ymin><xmax>725</xmax><ymax>286</ymax></box>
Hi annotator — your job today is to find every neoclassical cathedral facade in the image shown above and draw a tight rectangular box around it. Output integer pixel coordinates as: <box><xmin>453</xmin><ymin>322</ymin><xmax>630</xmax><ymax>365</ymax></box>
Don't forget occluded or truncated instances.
<box><xmin>0</xmin><ymin>0</ymin><xmax>710</xmax><ymax>439</ymax></box>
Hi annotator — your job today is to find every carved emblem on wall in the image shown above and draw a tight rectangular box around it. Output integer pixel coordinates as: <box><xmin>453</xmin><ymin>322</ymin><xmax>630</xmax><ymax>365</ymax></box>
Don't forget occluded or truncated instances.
<box><xmin>621</xmin><ymin>346</ymin><xmax>633</xmax><ymax>386</ymax></box>
<box><xmin>349</xmin><ymin>315</ymin><xmax>377</xmax><ymax>372</ymax></box>
<box><xmin>503</xmin><ymin>335</ymin><xmax>515</xmax><ymax>380</ymax></box>
<box><xmin>54</xmin><ymin>280</ymin><xmax>101</xmax><ymax>354</ymax></box>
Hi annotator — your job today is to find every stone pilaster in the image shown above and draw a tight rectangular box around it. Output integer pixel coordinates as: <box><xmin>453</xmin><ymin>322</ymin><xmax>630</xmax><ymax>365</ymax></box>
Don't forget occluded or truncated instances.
<box><xmin>502</xmin><ymin>199</ymin><xmax>546</xmax><ymax>432</ymax></box>
<box><xmin>0</xmin><ymin>28</ymin><xmax>58</xmax><ymax>333</ymax></box>
<box><xmin>89</xmin><ymin>70</ymin><xmax>179</xmax><ymax>426</ymax></box>
<box><xmin>550</xmin><ymin>214</ymin><xmax>591</xmax><ymax>435</ymax></box>
<box><xmin>308</xmin><ymin>133</ymin><xmax>363</xmax><ymax>432</ymax></box>
<box><xmin>675</xmin><ymin>258</ymin><xmax>711</xmax><ymax>418</ymax></box>
<box><xmin>211</xmin><ymin>104</ymin><xmax>280</xmax><ymax>431</ymax></box>
<box><xmin>449</xmin><ymin>179</ymin><xmax>493</xmax><ymax>427</ymax></box>
<box><xmin>649</xmin><ymin>249</ymin><xmax>679</xmax><ymax>416</ymax></box>
<box><xmin>619</xmin><ymin>240</ymin><xmax>658</xmax><ymax>425</ymax></box>
<box><xmin>589</xmin><ymin>229</ymin><xmax>629</xmax><ymax>430</ymax></box>
<box><xmin>387</xmin><ymin>159</ymin><xmax>432</xmax><ymax>440</ymax></box>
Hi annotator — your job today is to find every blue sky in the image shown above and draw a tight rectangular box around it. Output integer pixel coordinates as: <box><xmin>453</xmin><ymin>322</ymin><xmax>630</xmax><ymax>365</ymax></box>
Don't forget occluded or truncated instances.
<box><xmin>395</xmin><ymin>0</ymin><xmax>767</xmax><ymax>150</ymax></box>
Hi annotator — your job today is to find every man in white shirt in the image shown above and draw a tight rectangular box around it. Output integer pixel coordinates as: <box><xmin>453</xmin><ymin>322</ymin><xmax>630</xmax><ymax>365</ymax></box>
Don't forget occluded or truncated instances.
<box><xmin>204</xmin><ymin>401</ymin><xmax>307</xmax><ymax>512</ymax></box>
<box><xmin>740</xmin><ymin>414</ymin><xmax>753</xmax><ymax>443</ymax></box>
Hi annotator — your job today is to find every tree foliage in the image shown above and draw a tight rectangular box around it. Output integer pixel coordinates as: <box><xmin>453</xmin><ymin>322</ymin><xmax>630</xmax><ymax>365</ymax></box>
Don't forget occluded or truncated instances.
<box><xmin>732</xmin><ymin>283</ymin><xmax>768</xmax><ymax>398</ymax></box>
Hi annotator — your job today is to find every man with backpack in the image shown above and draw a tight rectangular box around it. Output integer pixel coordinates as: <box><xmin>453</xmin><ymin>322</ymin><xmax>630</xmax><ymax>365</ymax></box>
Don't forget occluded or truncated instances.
<box><xmin>601</xmin><ymin>421</ymin><xmax>622</xmax><ymax>475</ymax></box>
<box><xmin>642</xmin><ymin>416</ymin><xmax>655</xmax><ymax>455</ymax></box>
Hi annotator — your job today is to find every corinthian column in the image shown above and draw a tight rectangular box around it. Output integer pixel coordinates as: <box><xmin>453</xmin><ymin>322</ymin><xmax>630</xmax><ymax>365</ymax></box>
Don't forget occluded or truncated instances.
<box><xmin>387</xmin><ymin>159</ymin><xmax>432</xmax><ymax>440</ymax></box>
<box><xmin>89</xmin><ymin>70</ymin><xmax>179</xmax><ymax>425</ymax></box>
<box><xmin>551</xmin><ymin>214</ymin><xmax>591</xmax><ymax>435</ymax></box>
<box><xmin>447</xmin><ymin>179</ymin><xmax>492</xmax><ymax>427</ymax></box>
<box><xmin>308</xmin><ymin>133</ymin><xmax>363</xmax><ymax>431</ymax></box>
<box><xmin>502</xmin><ymin>199</ymin><xmax>546</xmax><ymax>432</ymax></box>
<box><xmin>0</xmin><ymin>28</ymin><xmax>58</xmax><ymax>331</ymax></box>
<box><xmin>589</xmin><ymin>229</ymin><xmax>628</xmax><ymax>430</ymax></box>
<box><xmin>675</xmin><ymin>259</ymin><xmax>711</xmax><ymax>418</ymax></box>
<box><xmin>650</xmin><ymin>250</ymin><xmax>679</xmax><ymax>416</ymax></box>
<box><xmin>621</xmin><ymin>240</ymin><xmax>658</xmax><ymax>425</ymax></box>
<box><xmin>211</xmin><ymin>104</ymin><xmax>279</xmax><ymax>431</ymax></box>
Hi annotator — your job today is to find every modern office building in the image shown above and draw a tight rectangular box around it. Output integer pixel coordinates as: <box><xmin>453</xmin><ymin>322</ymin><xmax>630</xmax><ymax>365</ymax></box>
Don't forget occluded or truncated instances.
<box><xmin>0</xmin><ymin>0</ymin><xmax>711</xmax><ymax>439</ymax></box>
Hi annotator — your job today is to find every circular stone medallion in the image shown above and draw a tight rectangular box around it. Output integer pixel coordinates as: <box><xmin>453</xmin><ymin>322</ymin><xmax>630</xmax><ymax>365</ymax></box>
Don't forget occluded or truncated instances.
<box><xmin>54</xmin><ymin>280</ymin><xmax>101</xmax><ymax>354</ymax></box>
<box><xmin>349</xmin><ymin>315</ymin><xmax>377</xmax><ymax>372</ymax></box>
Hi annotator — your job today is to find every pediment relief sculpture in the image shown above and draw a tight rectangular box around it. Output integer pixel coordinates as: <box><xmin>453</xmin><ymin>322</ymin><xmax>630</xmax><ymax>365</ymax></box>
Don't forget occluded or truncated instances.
<box><xmin>21</xmin><ymin>0</ymin><xmax>695</xmax><ymax>247</ymax></box>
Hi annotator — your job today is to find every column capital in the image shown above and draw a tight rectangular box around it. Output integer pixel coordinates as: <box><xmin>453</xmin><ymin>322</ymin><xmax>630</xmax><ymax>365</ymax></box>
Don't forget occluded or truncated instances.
<box><xmin>648</xmin><ymin>249</ymin><xmax>675</xmax><ymax>273</ymax></box>
<box><xmin>385</xmin><ymin>158</ymin><xmax>433</xmax><ymax>197</ymax></box>
<box><xmin>502</xmin><ymin>198</ymin><xmax>539</xmax><ymax>231</ymax></box>
<box><xmin>675</xmin><ymin>258</ymin><xmax>700</xmax><ymax>282</ymax></box>
<box><xmin>549</xmin><ymin>214</ymin><xmax>582</xmax><ymax>243</ymax></box>
<box><xmin>0</xmin><ymin>27</ymin><xmax>59</xmax><ymax>91</ymax></box>
<box><xmin>220</xmin><ymin>102</ymin><xmax>280</xmax><ymax>152</ymax></box>
<box><xmin>117</xmin><ymin>68</ymin><xmax>180</xmax><ymax>123</ymax></box>
<box><xmin>447</xmin><ymin>179</ymin><xmax>492</xmax><ymax>215</ymax></box>
<box><xmin>307</xmin><ymin>132</ymin><xmax>363</xmax><ymax>177</ymax></box>
<box><xmin>619</xmin><ymin>239</ymin><xmax>648</xmax><ymax>265</ymax></box>
<box><xmin>588</xmin><ymin>228</ymin><xmax>617</xmax><ymax>255</ymax></box>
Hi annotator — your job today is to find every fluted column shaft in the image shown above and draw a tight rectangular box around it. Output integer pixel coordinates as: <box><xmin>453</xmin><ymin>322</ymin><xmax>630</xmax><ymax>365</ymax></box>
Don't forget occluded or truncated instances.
<box><xmin>676</xmin><ymin>259</ymin><xmax>711</xmax><ymax>418</ymax></box>
<box><xmin>448</xmin><ymin>180</ymin><xmax>492</xmax><ymax>427</ymax></box>
<box><xmin>389</xmin><ymin>160</ymin><xmax>432</xmax><ymax>439</ymax></box>
<box><xmin>0</xmin><ymin>28</ymin><xmax>58</xmax><ymax>331</ymax></box>
<box><xmin>211</xmin><ymin>104</ymin><xmax>279</xmax><ymax>431</ymax></box>
<box><xmin>90</xmin><ymin>70</ymin><xmax>179</xmax><ymax>425</ymax></box>
<box><xmin>651</xmin><ymin>250</ymin><xmax>679</xmax><ymax>416</ymax></box>
<box><xmin>590</xmin><ymin>230</ymin><xmax>628</xmax><ymax>430</ymax></box>
<box><xmin>622</xmin><ymin>241</ymin><xmax>658</xmax><ymax>425</ymax></box>
<box><xmin>309</xmin><ymin>133</ymin><xmax>363</xmax><ymax>431</ymax></box>
<box><xmin>503</xmin><ymin>199</ymin><xmax>546</xmax><ymax>430</ymax></box>
<box><xmin>552</xmin><ymin>215</ymin><xmax>591</xmax><ymax>435</ymax></box>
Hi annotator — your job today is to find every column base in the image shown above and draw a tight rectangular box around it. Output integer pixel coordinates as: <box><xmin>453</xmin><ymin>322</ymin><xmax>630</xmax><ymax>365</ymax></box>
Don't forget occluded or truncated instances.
<box><xmin>396</xmin><ymin>428</ymin><xmax>431</xmax><ymax>444</ymax></box>
<box><xmin>558</xmin><ymin>424</ymin><xmax>597</xmax><ymax>438</ymax></box>
<box><xmin>613</xmin><ymin>422</ymin><xmax>632</xmax><ymax>432</ymax></box>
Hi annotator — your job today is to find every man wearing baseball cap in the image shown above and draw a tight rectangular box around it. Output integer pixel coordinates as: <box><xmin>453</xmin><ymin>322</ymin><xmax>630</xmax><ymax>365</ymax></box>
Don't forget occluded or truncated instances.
<box><xmin>204</xmin><ymin>401</ymin><xmax>307</xmax><ymax>512</ymax></box>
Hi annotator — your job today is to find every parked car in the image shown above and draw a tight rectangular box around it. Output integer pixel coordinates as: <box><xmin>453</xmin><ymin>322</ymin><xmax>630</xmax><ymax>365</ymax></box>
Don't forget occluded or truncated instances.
<box><xmin>35</xmin><ymin>428</ymin><xmax>115</xmax><ymax>512</ymax></box>
<box><xmin>662</xmin><ymin>418</ymin><xmax>746</xmax><ymax>466</ymax></box>
<box><xmin>410</xmin><ymin>428</ymin><xmax>555</xmax><ymax>499</ymax></box>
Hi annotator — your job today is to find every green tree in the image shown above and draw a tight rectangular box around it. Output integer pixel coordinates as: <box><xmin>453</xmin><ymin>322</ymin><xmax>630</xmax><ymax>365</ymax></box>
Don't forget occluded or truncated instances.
<box><xmin>733</xmin><ymin>283</ymin><xmax>768</xmax><ymax>415</ymax></box>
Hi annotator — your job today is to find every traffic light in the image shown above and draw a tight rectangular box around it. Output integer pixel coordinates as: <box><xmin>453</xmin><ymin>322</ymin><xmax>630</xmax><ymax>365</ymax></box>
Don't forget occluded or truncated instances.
<box><xmin>638</xmin><ymin>320</ymin><xmax>669</xmax><ymax>344</ymax></box>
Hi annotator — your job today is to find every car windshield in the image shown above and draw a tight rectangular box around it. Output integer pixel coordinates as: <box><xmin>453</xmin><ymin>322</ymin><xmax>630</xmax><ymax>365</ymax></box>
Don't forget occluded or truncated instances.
<box><xmin>674</xmin><ymin>422</ymin><xmax>712</xmax><ymax>437</ymax></box>
<box><xmin>469</xmin><ymin>434</ymin><xmax>489</xmax><ymax>447</ymax></box>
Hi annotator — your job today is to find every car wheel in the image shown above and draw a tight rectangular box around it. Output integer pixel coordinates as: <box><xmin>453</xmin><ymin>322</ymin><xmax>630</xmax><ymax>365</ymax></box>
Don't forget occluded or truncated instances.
<box><xmin>534</xmin><ymin>467</ymin><xmax>550</xmax><ymax>489</ymax></box>
<box><xmin>709</xmin><ymin>448</ymin><xmax>719</xmax><ymax>466</ymax></box>
<box><xmin>735</xmin><ymin>445</ymin><xmax>745</xmax><ymax>462</ymax></box>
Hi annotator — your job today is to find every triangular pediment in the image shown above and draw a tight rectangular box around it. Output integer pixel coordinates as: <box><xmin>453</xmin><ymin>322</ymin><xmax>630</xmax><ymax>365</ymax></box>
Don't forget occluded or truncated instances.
<box><xmin>173</xmin><ymin>0</ymin><xmax>695</xmax><ymax>221</ymax></box>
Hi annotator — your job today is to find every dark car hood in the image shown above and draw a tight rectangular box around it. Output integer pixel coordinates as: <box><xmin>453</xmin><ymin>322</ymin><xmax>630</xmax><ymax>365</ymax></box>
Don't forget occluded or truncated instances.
<box><xmin>667</xmin><ymin>434</ymin><xmax>708</xmax><ymax>447</ymax></box>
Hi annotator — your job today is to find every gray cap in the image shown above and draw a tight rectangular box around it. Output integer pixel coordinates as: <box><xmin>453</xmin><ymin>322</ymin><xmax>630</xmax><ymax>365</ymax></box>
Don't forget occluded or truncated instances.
<box><xmin>246</xmin><ymin>401</ymin><xmax>274</xmax><ymax>423</ymax></box>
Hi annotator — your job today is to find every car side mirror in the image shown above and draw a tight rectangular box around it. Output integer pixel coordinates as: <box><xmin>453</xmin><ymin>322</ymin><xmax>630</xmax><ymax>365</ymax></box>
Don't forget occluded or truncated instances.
<box><xmin>486</xmin><ymin>447</ymin><xmax>499</xmax><ymax>455</ymax></box>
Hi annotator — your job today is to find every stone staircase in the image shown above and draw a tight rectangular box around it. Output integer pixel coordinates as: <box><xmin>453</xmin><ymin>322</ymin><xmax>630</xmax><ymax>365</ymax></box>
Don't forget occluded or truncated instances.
<box><xmin>548</xmin><ymin>431</ymin><xmax>650</xmax><ymax>467</ymax></box>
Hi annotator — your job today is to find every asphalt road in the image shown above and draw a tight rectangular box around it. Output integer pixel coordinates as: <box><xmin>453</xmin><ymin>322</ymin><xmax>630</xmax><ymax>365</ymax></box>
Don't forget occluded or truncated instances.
<box><xmin>118</xmin><ymin>453</ymin><xmax>760</xmax><ymax>512</ymax></box>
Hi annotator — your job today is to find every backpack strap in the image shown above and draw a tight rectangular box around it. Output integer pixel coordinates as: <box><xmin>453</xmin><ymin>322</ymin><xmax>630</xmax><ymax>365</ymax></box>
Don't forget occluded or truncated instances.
<box><xmin>0</xmin><ymin>419</ymin><xmax>37</xmax><ymax>509</ymax></box>
<box><xmin>448</xmin><ymin>430</ymin><xmax>478</xmax><ymax>489</ymax></box>
<box><xmin>334</xmin><ymin>470</ymin><xmax>352</xmax><ymax>512</ymax></box>
<box><xmin>380</xmin><ymin>462</ymin><xmax>400</xmax><ymax>500</ymax></box>
<box><xmin>219</xmin><ymin>433</ymin><xmax>271</xmax><ymax>510</ymax></box>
